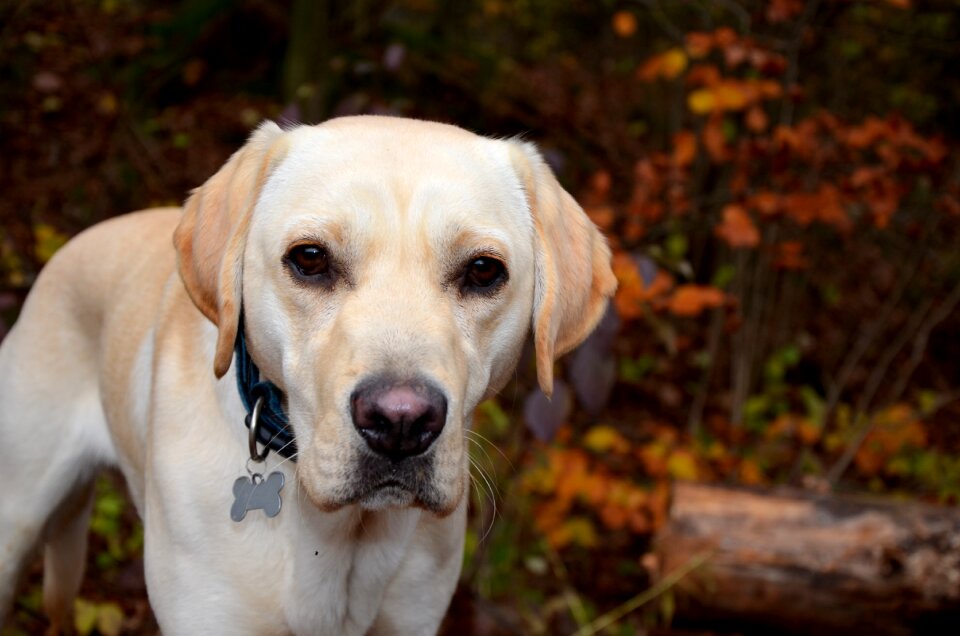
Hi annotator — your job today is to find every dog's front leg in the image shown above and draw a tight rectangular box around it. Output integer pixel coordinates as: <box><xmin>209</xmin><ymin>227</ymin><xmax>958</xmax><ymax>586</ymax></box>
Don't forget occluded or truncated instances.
<box><xmin>142</xmin><ymin>475</ymin><xmax>294</xmax><ymax>636</ymax></box>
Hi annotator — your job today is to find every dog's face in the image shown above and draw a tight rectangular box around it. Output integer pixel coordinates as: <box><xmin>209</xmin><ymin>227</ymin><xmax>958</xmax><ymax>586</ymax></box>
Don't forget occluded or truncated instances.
<box><xmin>174</xmin><ymin>117</ymin><xmax>615</xmax><ymax>516</ymax></box>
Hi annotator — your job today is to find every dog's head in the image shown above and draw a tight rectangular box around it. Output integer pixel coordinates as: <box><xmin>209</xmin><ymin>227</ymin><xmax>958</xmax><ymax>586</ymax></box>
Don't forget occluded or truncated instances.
<box><xmin>174</xmin><ymin>117</ymin><xmax>615</xmax><ymax>515</ymax></box>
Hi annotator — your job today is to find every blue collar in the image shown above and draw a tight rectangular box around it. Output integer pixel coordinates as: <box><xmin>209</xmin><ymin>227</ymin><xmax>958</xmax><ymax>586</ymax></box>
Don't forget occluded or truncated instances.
<box><xmin>234</xmin><ymin>320</ymin><xmax>298</xmax><ymax>461</ymax></box>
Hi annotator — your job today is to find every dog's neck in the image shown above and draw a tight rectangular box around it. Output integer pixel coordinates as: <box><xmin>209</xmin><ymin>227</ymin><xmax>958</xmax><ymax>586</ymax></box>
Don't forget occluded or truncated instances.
<box><xmin>234</xmin><ymin>320</ymin><xmax>298</xmax><ymax>460</ymax></box>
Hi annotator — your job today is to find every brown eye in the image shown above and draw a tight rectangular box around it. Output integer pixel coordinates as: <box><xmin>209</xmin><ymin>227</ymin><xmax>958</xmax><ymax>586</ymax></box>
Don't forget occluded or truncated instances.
<box><xmin>463</xmin><ymin>256</ymin><xmax>506</xmax><ymax>291</ymax></box>
<box><xmin>286</xmin><ymin>244</ymin><xmax>330</xmax><ymax>278</ymax></box>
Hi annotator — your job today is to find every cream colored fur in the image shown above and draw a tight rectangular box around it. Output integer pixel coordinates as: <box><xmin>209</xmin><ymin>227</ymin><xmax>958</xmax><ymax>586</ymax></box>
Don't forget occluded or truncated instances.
<box><xmin>0</xmin><ymin>116</ymin><xmax>615</xmax><ymax>635</ymax></box>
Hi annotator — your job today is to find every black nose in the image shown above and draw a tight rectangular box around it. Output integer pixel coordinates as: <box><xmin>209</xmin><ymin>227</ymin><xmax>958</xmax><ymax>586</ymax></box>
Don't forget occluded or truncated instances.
<box><xmin>350</xmin><ymin>377</ymin><xmax>447</xmax><ymax>461</ymax></box>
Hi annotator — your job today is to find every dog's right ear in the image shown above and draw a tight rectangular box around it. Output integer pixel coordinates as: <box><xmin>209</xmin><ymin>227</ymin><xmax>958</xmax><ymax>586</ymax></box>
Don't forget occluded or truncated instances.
<box><xmin>174</xmin><ymin>121</ymin><xmax>288</xmax><ymax>378</ymax></box>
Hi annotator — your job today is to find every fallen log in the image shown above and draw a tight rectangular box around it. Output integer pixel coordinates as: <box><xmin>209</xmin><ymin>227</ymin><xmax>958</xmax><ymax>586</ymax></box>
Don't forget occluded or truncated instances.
<box><xmin>655</xmin><ymin>482</ymin><xmax>960</xmax><ymax>635</ymax></box>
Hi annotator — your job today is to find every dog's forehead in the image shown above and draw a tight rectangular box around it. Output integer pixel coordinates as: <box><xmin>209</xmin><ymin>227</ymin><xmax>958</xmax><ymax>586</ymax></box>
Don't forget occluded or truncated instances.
<box><xmin>259</xmin><ymin>118</ymin><xmax>530</xmax><ymax>233</ymax></box>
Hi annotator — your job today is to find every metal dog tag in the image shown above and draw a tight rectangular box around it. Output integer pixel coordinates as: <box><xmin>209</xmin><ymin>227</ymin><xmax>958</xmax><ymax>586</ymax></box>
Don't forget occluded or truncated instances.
<box><xmin>230</xmin><ymin>471</ymin><xmax>284</xmax><ymax>522</ymax></box>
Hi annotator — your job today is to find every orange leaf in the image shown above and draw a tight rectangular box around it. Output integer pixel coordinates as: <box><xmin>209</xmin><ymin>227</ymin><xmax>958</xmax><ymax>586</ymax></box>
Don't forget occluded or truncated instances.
<box><xmin>639</xmin><ymin>48</ymin><xmax>688</xmax><ymax>81</ymax></box>
<box><xmin>749</xmin><ymin>190</ymin><xmax>781</xmax><ymax>216</ymax></box>
<box><xmin>672</xmin><ymin>130</ymin><xmax>697</xmax><ymax>168</ymax></box>
<box><xmin>855</xmin><ymin>404</ymin><xmax>926</xmax><ymax>476</ymax></box>
<box><xmin>685</xmin><ymin>32</ymin><xmax>713</xmax><ymax>58</ymax></box>
<box><xmin>686</xmin><ymin>64</ymin><xmax>720</xmax><ymax>87</ymax></box>
<box><xmin>667</xmin><ymin>284</ymin><xmax>726</xmax><ymax>317</ymax></box>
<box><xmin>714</xmin><ymin>27</ymin><xmax>737</xmax><ymax>48</ymax></box>
<box><xmin>746</xmin><ymin>105</ymin><xmax>768</xmax><ymax>132</ymax></box>
<box><xmin>715</xmin><ymin>204</ymin><xmax>760</xmax><ymax>247</ymax></box>
<box><xmin>714</xmin><ymin>82</ymin><xmax>749</xmax><ymax>111</ymax></box>
<box><xmin>612</xmin><ymin>252</ymin><xmax>674</xmax><ymax>320</ymax></box>
<box><xmin>702</xmin><ymin>116</ymin><xmax>728</xmax><ymax>161</ymax></box>
<box><xmin>766</xmin><ymin>0</ymin><xmax>804</xmax><ymax>23</ymax></box>
<box><xmin>738</xmin><ymin>458</ymin><xmax>766</xmax><ymax>485</ymax></box>
<box><xmin>612</xmin><ymin>10</ymin><xmax>637</xmax><ymax>38</ymax></box>
<box><xmin>775</xmin><ymin>241</ymin><xmax>808</xmax><ymax>270</ymax></box>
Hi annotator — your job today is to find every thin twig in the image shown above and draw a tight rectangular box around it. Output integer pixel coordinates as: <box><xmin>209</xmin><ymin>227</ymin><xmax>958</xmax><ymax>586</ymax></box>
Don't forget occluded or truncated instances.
<box><xmin>570</xmin><ymin>550</ymin><xmax>714</xmax><ymax>636</ymax></box>
<box><xmin>635</xmin><ymin>0</ymin><xmax>687</xmax><ymax>43</ymax></box>
<box><xmin>545</xmin><ymin>545</ymin><xmax>591</xmax><ymax>630</ymax></box>
<box><xmin>887</xmin><ymin>278</ymin><xmax>960</xmax><ymax>405</ymax></box>
<box><xmin>730</xmin><ymin>246</ymin><xmax>749</xmax><ymax>425</ymax></box>
<box><xmin>853</xmin><ymin>299</ymin><xmax>933</xmax><ymax>417</ymax></box>
<box><xmin>688</xmin><ymin>306</ymin><xmax>724</xmax><ymax>436</ymax></box>
<box><xmin>779</xmin><ymin>0</ymin><xmax>822</xmax><ymax>125</ymax></box>
<box><xmin>822</xmin><ymin>243</ymin><xmax>922</xmax><ymax>426</ymax></box>
<box><xmin>711</xmin><ymin>0</ymin><xmax>752</xmax><ymax>34</ymax></box>
<box><xmin>827</xmin><ymin>278</ymin><xmax>960</xmax><ymax>485</ymax></box>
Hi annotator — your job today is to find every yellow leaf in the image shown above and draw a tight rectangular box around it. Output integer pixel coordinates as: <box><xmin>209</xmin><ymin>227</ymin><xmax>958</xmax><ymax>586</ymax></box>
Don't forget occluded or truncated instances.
<box><xmin>583</xmin><ymin>425</ymin><xmax>630</xmax><ymax>454</ymax></box>
<box><xmin>73</xmin><ymin>599</ymin><xmax>123</xmax><ymax>636</ymax></box>
<box><xmin>97</xmin><ymin>603</ymin><xmax>124</xmax><ymax>636</ymax></box>
<box><xmin>75</xmin><ymin>599</ymin><xmax>98</xmax><ymax>635</ymax></box>
<box><xmin>660</xmin><ymin>48</ymin><xmax>688</xmax><ymax>79</ymax></box>
<box><xmin>34</xmin><ymin>223</ymin><xmax>69</xmax><ymax>263</ymax></box>
<box><xmin>97</xmin><ymin>91</ymin><xmax>118</xmax><ymax>116</ymax></box>
<box><xmin>551</xmin><ymin>516</ymin><xmax>598</xmax><ymax>549</ymax></box>
<box><xmin>687</xmin><ymin>88</ymin><xmax>715</xmax><ymax>114</ymax></box>
<box><xmin>667</xmin><ymin>450</ymin><xmax>698</xmax><ymax>480</ymax></box>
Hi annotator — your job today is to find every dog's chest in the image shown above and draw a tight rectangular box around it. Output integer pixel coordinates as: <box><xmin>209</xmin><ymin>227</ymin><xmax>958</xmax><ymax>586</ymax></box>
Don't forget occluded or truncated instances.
<box><xmin>283</xmin><ymin>506</ymin><xmax>421</xmax><ymax>635</ymax></box>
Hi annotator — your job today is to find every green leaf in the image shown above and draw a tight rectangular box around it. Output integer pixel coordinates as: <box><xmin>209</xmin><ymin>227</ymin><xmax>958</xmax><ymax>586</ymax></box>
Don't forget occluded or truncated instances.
<box><xmin>619</xmin><ymin>355</ymin><xmax>655</xmax><ymax>382</ymax></box>
<box><xmin>800</xmin><ymin>386</ymin><xmax>826</xmax><ymax>427</ymax></box>
<box><xmin>665</xmin><ymin>233</ymin><xmax>687</xmax><ymax>260</ymax></box>
<box><xmin>476</xmin><ymin>399</ymin><xmax>509</xmax><ymax>436</ymax></box>
<box><xmin>711</xmin><ymin>264</ymin><xmax>736</xmax><ymax>289</ymax></box>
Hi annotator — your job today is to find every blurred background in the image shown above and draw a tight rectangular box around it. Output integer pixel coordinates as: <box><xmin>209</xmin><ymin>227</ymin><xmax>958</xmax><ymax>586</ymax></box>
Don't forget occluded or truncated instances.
<box><xmin>2</xmin><ymin>0</ymin><xmax>960</xmax><ymax>634</ymax></box>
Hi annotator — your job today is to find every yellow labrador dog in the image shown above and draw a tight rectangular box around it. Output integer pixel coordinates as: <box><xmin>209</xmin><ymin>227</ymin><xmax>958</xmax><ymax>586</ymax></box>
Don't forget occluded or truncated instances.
<box><xmin>0</xmin><ymin>116</ymin><xmax>615</xmax><ymax>634</ymax></box>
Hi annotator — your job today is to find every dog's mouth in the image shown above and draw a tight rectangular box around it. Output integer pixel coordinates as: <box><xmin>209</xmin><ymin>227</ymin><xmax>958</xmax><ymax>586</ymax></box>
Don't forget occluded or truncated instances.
<box><xmin>356</xmin><ymin>479</ymin><xmax>417</xmax><ymax>509</ymax></box>
<box><xmin>299</xmin><ymin>444</ymin><xmax>462</xmax><ymax>515</ymax></box>
<box><xmin>348</xmin><ymin>453</ymin><xmax>448</xmax><ymax>513</ymax></box>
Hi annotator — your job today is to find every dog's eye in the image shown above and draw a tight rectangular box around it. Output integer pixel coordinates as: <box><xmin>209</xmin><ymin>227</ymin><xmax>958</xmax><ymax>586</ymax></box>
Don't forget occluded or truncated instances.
<box><xmin>463</xmin><ymin>257</ymin><xmax>506</xmax><ymax>291</ymax></box>
<box><xmin>286</xmin><ymin>244</ymin><xmax>330</xmax><ymax>278</ymax></box>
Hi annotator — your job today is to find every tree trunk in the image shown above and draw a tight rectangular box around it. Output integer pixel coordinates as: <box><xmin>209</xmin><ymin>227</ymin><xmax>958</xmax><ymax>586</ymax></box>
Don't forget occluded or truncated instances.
<box><xmin>656</xmin><ymin>482</ymin><xmax>960</xmax><ymax>635</ymax></box>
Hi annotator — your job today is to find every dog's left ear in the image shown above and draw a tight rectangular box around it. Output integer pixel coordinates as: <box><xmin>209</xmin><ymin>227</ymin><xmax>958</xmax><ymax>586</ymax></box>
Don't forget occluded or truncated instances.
<box><xmin>509</xmin><ymin>141</ymin><xmax>618</xmax><ymax>397</ymax></box>
<box><xmin>174</xmin><ymin>121</ymin><xmax>289</xmax><ymax>378</ymax></box>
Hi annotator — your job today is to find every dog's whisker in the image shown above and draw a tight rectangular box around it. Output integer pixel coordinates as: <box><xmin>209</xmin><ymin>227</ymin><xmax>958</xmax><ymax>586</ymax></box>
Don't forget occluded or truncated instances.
<box><xmin>464</xmin><ymin>430</ymin><xmax>510</xmax><ymax>478</ymax></box>
<box><xmin>465</xmin><ymin>435</ymin><xmax>503</xmax><ymax>504</ymax></box>
<box><xmin>268</xmin><ymin>438</ymin><xmax>299</xmax><ymax>472</ymax></box>
<box><xmin>465</xmin><ymin>429</ymin><xmax>513</xmax><ymax>470</ymax></box>
<box><xmin>467</xmin><ymin>456</ymin><xmax>499</xmax><ymax>544</ymax></box>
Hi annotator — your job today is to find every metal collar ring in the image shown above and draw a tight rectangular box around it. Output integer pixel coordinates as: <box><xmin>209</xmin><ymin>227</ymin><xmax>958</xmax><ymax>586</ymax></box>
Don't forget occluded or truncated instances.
<box><xmin>246</xmin><ymin>395</ymin><xmax>269</xmax><ymax>463</ymax></box>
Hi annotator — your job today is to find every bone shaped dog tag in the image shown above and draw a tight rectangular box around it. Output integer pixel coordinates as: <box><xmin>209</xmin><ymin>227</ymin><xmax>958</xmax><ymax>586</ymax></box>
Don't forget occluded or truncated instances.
<box><xmin>230</xmin><ymin>471</ymin><xmax>284</xmax><ymax>522</ymax></box>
